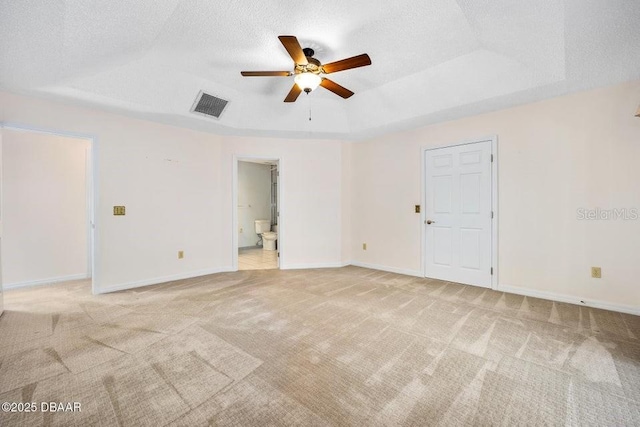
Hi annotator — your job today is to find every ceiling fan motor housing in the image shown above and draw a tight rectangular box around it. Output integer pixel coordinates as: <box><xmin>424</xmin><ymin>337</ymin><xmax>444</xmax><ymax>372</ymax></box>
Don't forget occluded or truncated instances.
<box><xmin>296</xmin><ymin>56</ymin><xmax>322</xmax><ymax>75</ymax></box>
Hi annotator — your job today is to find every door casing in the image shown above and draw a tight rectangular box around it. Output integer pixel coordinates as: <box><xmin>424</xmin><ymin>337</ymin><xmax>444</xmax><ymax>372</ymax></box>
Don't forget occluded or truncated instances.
<box><xmin>421</xmin><ymin>136</ymin><xmax>498</xmax><ymax>290</ymax></box>
<box><xmin>232</xmin><ymin>155</ymin><xmax>282</xmax><ymax>271</ymax></box>
<box><xmin>0</xmin><ymin>122</ymin><xmax>98</xmax><ymax>294</ymax></box>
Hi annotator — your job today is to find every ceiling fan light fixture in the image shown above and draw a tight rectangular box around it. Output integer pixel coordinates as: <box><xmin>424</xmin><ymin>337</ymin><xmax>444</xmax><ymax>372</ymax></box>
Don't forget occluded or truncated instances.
<box><xmin>294</xmin><ymin>72</ymin><xmax>322</xmax><ymax>93</ymax></box>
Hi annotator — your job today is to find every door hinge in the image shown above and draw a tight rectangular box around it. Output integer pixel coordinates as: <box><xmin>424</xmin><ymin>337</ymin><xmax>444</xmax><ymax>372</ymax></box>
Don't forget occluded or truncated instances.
<box><xmin>490</xmin><ymin>267</ymin><xmax>494</xmax><ymax>275</ymax></box>
<box><xmin>491</xmin><ymin>211</ymin><xmax>494</xmax><ymax>219</ymax></box>
<box><xmin>491</xmin><ymin>154</ymin><xmax>494</xmax><ymax>162</ymax></box>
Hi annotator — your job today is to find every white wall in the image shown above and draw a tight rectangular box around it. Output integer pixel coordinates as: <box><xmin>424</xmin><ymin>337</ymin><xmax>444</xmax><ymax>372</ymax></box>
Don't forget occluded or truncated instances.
<box><xmin>222</xmin><ymin>137</ymin><xmax>345</xmax><ymax>270</ymax></box>
<box><xmin>1</xmin><ymin>92</ymin><xmax>225</xmax><ymax>292</ymax></box>
<box><xmin>2</xmin><ymin>80</ymin><xmax>639</xmax><ymax>313</ymax></box>
<box><xmin>238</xmin><ymin>161</ymin><xmax>272</xmax><ymax>248</ymax></box>
<box><xmin>2</xmin><ymin>129</ymin><xmax>89</xmax><ymax>287</ymax></box>
<box><xmin>350</xmin><ymin>80</ymin><xmax>640</xmax><ymax>311</ymax></box>
<box><xmin>0</xmin><ymin>129</ymin><xmax>3</xmax><ymax>314</ymax></box>
<box><xmin>341</xmin><ymin>142</ymin><xmax>352</xmax><ymax>264</ymax></box>
<box><xmin>0</xmin><ymin>91</ymin><xmax>346</xmax><ymax>292</ymax></box>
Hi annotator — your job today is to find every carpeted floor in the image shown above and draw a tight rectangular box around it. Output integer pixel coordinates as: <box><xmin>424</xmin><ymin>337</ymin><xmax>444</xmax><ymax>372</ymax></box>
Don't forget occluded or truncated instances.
<box><xmin>0</xmin><ymin>266</ymin><xmax>638</xmax><ymax>426</ymax></box>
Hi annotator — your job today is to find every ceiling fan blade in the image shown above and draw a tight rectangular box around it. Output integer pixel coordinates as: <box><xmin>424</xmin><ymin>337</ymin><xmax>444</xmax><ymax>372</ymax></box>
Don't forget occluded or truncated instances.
<box><xmin>322</xmin><ymin>53</ymin><xmax>371</xmax><ymax>74</ymax></box>
<box><xmin>320</xmin><ymin>78</ymin><xmax>354</xmax><ymax>99</ymax></box>
<box><xmin>241</xmin><ymin>71</ymin><xmax>291</xmax><ymax>77</ymax></box>
<box><xmin>278</xmin><ymin>35</ymin><xmax>308</xmax><ymax>65</ymax></box>
<box><xmin>284</xmin><ymin>83</ymin><xmax>302</xmax><ymax>102</ymax></box>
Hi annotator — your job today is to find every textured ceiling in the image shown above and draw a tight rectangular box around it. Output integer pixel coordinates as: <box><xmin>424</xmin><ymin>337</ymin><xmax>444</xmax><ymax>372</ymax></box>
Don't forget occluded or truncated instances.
<box><xmin>1</xmin><ymin>0</ymin><xmax>639</xmax><ymax>139</ymax></box>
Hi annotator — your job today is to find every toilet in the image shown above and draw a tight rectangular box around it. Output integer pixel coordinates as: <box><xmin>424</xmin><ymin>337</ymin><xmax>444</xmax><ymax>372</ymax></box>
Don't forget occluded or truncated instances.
<box><xmin>263</xmin><ymin>224</ymin><xmax>278</xmax><ymax>251</ymax></box>
<box><xmin>254</xmin><ymin>220</ymin><xmax>278</xmax><ymax>251</ymax></box>
<box><xmin>262</xmin><ymin>231</ymin><xmax>277</xmax><ymax>251</ymax></box>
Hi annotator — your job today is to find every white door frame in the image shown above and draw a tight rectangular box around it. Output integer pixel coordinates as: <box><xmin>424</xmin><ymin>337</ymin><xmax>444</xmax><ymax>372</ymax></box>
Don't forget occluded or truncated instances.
<box><xmin>421</xmin><ymin>136</ymin><xmax>498</xmax><ymax>290</ymax></box>
<box><xmin>0</xmin><ymin>122</ymin><xmax>98</xmax><ymax>294</ymax></box>
<box><xmin>232</xmin><ymin>155</ymin><xmax>282</xmax><ymax>271</ymax></box>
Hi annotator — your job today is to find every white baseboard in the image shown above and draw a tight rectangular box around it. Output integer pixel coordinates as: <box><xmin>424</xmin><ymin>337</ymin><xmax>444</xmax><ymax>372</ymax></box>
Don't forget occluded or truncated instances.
<box><xmin>281</xmin><ymin>261</ymin><xmax>350</xmax><ymax>270</ymax></box>
<box><xmin>43</xmin><ymin>265</ymin><xmax>636</xmax><ymax>316</ymax></box>
<box><xmin>96</xmin><ymin>267</ymin><xmax>235</xmax><ymax>294</ymax></box>
<box><xmin>99</xmin><ymin>262</ymin><xmax>354</xmax><ymax>293</ymax></box>
<box><xmin>349</xmin><ymin>261</ymin><xmax>423</xmax><ymax>278</ymax></box>
<box><xmin>4</xmin><ymin>273</ymin><xmax>90</xmax><ymax>290</ymax></box>
<box><xmin>344</xmin><ymin>265</ymin><xmax>638</xmax><ymax>316</ymax></box>
<box><xmin>497</xmin><ymin>284</ymin><xmax>640</xmax><ymax>316</ymax></box>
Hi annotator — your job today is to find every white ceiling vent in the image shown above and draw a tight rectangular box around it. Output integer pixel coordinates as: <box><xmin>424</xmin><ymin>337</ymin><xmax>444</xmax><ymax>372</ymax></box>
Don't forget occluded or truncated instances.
<box><xmin>191</xmin><ymin>91</ymin><xmax>229</xmax><ymax>119</ymax></box>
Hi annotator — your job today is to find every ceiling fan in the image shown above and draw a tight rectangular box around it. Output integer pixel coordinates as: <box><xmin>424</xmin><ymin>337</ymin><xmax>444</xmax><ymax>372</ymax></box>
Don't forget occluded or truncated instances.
<box><xmin>241</xmin><ymin>35</ymin><xmax>372</xmax><ymax>102</ymax></box>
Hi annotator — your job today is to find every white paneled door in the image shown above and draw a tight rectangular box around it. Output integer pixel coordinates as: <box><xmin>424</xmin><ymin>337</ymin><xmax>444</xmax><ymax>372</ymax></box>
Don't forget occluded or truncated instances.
<box><xmin>424</xmin><ymin>140</ymin><xmax>493</xmax><ymax>288</ymax></box>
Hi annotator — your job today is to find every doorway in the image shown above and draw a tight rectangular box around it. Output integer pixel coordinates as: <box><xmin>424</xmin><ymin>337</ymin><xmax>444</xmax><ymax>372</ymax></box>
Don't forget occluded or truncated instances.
<box><xmin>233</xmin><ymin>157</ymin><xmax>280</xmax><ymax>271</ymax></box>
<box><xmin>423</xmin><ymin>138</ymin><xmax>497</xmax><ymax>288</ymax></box>
<box><xmin>0</xmin><ymin>125</ymin><xmax>95</xmax><ymax>296</ymax></box>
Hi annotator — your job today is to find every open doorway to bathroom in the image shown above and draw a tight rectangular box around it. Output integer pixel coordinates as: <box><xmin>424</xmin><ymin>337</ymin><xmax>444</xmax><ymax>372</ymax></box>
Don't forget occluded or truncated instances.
<box><xmin>234</xmin><ymin>158</ymin><xmax>279</xmax><ymax>270</ymax></box>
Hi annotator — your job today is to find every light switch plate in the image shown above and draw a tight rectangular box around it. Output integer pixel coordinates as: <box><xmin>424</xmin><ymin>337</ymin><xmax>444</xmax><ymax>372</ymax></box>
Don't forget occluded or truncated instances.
<box><xmin>113</xmin><ymin>206</ymin><xmax>126</xmax><ymax>216</ymax></box>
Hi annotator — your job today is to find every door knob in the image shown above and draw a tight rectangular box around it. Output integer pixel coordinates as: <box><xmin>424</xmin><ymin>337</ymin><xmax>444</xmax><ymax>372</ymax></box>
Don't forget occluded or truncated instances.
<box><xmin>426</xmin><ymin>220</ymin><xmax>435</xmax><ymax>225</ymax></box>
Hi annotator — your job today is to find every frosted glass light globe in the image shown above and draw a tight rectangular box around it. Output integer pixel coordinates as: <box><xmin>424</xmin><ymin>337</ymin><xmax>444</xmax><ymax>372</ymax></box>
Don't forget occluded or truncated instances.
<box><xmin>294</xmin><ymin>72</ymin><xmax>322</xmax><ymax>92</ymax></box>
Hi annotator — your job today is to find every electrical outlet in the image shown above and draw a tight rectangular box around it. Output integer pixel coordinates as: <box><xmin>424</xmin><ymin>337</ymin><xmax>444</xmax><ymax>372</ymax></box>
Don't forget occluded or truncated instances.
<box><xmin>178</xmin><ymin>251</ymin><xmax>184</xmax><ymax>259</ymax></box>
<box><xmin>362</xmin><ymin>243</ymin><xmax>367</xmax><ymax>250</ymax></box>
<box><xmin>591</xmin><ymin>267</ymin><xmax>601</xmax><ymax>278</ymax></box>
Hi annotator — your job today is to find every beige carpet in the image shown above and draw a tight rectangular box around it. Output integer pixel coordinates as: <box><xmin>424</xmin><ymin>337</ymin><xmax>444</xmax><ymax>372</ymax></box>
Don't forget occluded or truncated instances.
<box><xmin>0</xmin><ymin>266</ymin><xmax>638</xmax><ymax>426</ymax></box>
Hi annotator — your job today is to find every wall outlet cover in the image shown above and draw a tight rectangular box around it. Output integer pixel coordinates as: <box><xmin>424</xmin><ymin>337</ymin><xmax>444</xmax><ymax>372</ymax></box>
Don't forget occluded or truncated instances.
<box><xmin>591</xmin><ymin>267</ymin><xmax>601</xmax><ymax>278</ymax></box>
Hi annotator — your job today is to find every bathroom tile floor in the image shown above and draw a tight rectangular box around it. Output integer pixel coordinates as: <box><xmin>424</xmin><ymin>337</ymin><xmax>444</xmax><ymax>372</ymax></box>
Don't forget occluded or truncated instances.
<box><xmin>238</xmin><ymin>247</ymin><xmax>278</xmax><ymax>270</ymax></box>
